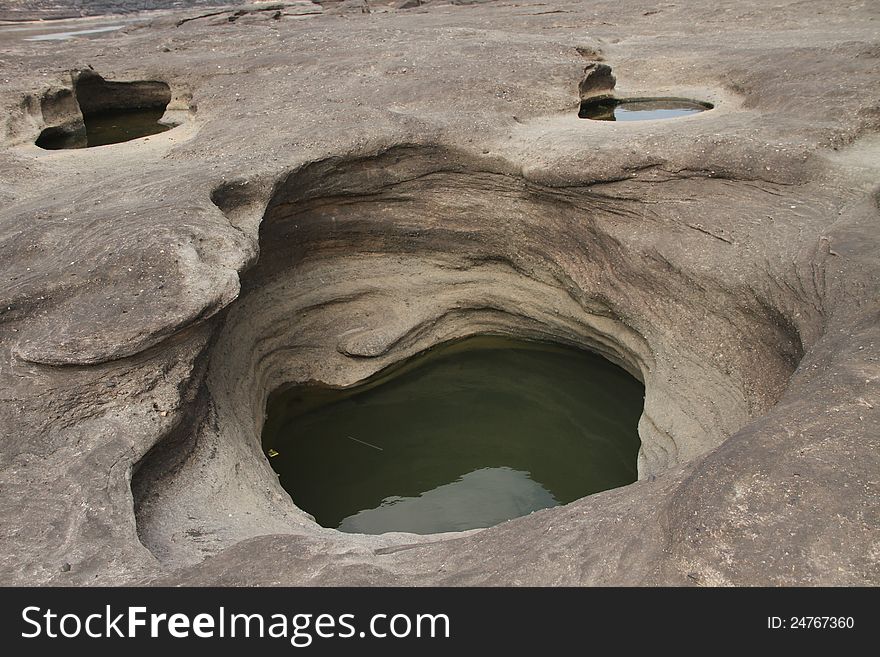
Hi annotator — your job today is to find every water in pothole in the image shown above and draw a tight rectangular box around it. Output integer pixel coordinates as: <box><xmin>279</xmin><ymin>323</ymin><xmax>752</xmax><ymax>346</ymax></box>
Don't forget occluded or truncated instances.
<box><xmin>35</xmin><ymin>108</ymin><xmax>172</xmax><ymax>149</ymax></box>
<box><xmin>262</xmin><ymin>336</ymin><xmax>644</xmax><ymax>535</ymax></box>
<box><xmin>579</xmin><ymin>98</ymin><xmax>712</xmax><ymax>121</ymax></box>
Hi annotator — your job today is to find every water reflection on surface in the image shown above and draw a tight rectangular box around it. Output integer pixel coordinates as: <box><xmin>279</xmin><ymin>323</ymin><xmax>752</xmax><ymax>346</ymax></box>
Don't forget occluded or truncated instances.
<box><xmin>580</xmin><ymin>98</ymin><xmax>712</xmax><ymax>121</ymax></box>
<box><xmin>339</xmin><ymin>466</ymin><xmax>558</xmax><ymax>534</ymax></box>
<box><xmin>263</xmin><ymin>336</ymin><xmax>645</xmax><ymax>535</ymax></box>
<box><xmin>24</xmin><ymin>25</ymin><xmax>126</xmax><ymax>41</ymax></box>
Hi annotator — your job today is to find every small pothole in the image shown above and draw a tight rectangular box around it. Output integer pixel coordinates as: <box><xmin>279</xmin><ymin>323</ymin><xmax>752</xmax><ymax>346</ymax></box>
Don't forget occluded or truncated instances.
<box><xmin>262</xmin><ymin>335</ymin><xmax>644</xmax><ymax>535</ymax></box>
<box><xmin>579</xmin><ymin>97</ymin><xmax>713</xmax><ymax>122</ymax></box>
<box><xmin>34</xmin><ymin>71</ymin><xmax>176</xmax><ymax>149</ymax></box>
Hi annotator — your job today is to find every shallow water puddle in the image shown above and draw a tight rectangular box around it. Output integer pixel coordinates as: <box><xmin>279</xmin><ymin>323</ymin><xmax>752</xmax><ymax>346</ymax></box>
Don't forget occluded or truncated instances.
<box><xmin>35</xmin><ymin>108</ymin><xmax>172</xmax><ymax>149</ymax></box>
<box><xmin>580</xmin><ymin>98</ymin><xmax>712</xmax><ymax>121</ymax></box>
<box><xmin>23</xmin><ymin>25</ymin><xmax>126</xmax><ymax>41</ymax></box>
<box><xmin>263</xmin><ymin>336</ymin><xmax>644</xmax><ymax>535</ymax></box>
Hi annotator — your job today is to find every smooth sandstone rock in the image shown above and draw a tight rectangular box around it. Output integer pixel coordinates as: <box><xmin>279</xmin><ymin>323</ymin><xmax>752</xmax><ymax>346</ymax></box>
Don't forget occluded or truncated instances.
<box><xmin>578</xmin><ymin>62</ymin><xmax>616</xmax><ymax>101</ymax></box>
<box><xmin>0</xmin><ymin>0</ymin><xmax>877</xmax><ymax>586</ymax></box>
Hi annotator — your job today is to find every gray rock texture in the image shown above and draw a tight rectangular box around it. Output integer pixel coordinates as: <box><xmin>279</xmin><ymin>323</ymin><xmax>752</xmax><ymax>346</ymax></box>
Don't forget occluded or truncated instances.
<box><xmin>0</xmin><ymin>1</ymin><xmax>231</xmax><ymax>22</ymax></box>
<box><xmin>578</xmin><ymin>62</ymin><xmax>615</xmax><ymax>101</ymax></box>
<box><xmin>0</xmin><ymin>0</ymin><xmax>878</xmax><ymax>586</ymax></box>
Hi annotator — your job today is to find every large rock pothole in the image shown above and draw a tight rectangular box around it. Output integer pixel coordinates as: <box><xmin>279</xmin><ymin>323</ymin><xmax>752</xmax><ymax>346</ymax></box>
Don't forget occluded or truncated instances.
<box><xmin>133</xmin><ymin>145</ymin><xmax>808</xmax><ymax>565</ymax></box>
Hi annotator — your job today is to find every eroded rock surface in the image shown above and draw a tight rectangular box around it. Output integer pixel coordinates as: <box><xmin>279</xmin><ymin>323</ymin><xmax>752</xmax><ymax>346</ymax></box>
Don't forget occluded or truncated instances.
<box><xmin>578</xmin><ymin>62</ymin><xmax>616</xmax><ymax>101</ymax></box>
<box><xmin>0</xmin><ymin>0</ymin><xmax>878</xmax><ymax>586</ymax></box>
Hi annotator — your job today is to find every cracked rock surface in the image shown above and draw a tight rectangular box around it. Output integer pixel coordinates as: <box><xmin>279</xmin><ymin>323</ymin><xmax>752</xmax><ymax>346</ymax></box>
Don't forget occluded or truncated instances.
<box><xmin>0</xmin><ymin>0</ymin><xmax>878</xmax><ymax>586</ymax></box>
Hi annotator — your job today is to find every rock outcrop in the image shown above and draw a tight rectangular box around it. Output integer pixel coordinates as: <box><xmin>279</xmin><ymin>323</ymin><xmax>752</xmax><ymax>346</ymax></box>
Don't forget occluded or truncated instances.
<box><xmin>0</xmin><ymin>0</ymin><xmax>877</xmax><ymax>586</ymax></box>
<box><xmin>578</xmin><ymin>62</ymin><xmax>616</xmax><ymax>102</ymax></box>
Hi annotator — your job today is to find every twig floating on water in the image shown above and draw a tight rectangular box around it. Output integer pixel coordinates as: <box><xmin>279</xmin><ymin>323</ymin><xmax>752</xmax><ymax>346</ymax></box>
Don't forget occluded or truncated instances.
<box><xmin>348</xmin><ymin>436</ymin><xmax>383</xmax><ymax>451</ymax></box>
